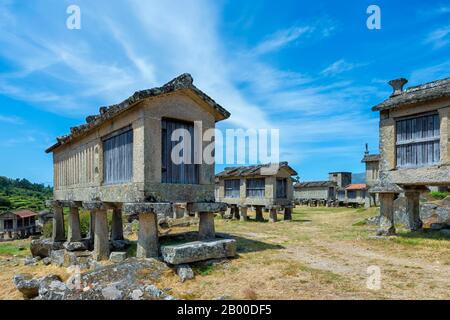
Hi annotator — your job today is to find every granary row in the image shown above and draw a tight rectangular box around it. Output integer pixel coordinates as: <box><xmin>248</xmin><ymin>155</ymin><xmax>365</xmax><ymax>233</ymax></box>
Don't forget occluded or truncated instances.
<box><xmin>43</xmin><ymin>73</ymin><xmax>450</xmax><ymax>262</ymax></box>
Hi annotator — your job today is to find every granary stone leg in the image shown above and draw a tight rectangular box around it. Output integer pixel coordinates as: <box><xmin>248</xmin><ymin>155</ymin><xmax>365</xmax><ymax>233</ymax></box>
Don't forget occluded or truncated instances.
<box><xmin>199</xmin><ymin>212</ymin><xmax>215</xmax><ymax>240</ymax></box>
<box><xmin>233</xmin><ymin>206</ymin><xmax>240</xmax><ymax>220</ymax></box>
<box><xmin>88</xmin><ymin>211</ymin><xmax>95</xmax><ymax>248</ymax></box>
<box><xmin>377</xmin><ymin>193</ymin><xmax>396</xmax><ymax>236</ymax></box>
<box><xmin>239</xmin><ymin>206</ymin><xmax>248</xmax><ymax>222</ymax></box>
<box><xmin>137</xmin><ymin>212</ymin><xmax>159</xmax><ymax>258</ymax></box>
<box><xmin>405</xmin><ymin>189</ymin><xmax>423</xmax><ymax>231</ymax></box>
<box><xmin>111</xmin><ymin>208</ymin><xmax>124</xmax><ymax>241</ymax></box>
<box><xmin>269</xmin><ymin>208</ymin><xmax>278</xmax><ymax>223</ymax></box>
<box><xmin>284</xmin><ymin>207</ymin><xmax>292</xmax><ymax>221</ymax></box>
<box><xmin>255</xmin><ymin>206</ymin><xmax>264</xmax><ymax>222</ymax></box>
<box><xmin>93</xmin><ymin>209</ymin><xmax>110</xmax><ymax>261</ymax></box>
<box><xmin>52</xmin><ymin>205</ymin><xmax>65</xmax><ymax>242</ymax></box>
<box><xmin>67</xmin><ymin>206</ymin><xmax>82</xmax><ymax>242</ymax></box>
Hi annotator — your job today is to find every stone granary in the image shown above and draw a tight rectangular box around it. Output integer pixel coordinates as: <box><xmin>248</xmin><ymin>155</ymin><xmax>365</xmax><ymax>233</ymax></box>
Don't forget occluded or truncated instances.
<box><xmin>294</xmin><ymin>181</ymin><xmax>337</xmax><ymax>206</ymax></box>
<box><xmin>0</xmin><ymin>210</ymin><xmax>37</xmax><ymax>240</ymax></box>
<box><xmin>344</xmin><ymin>184</ymin><xmax>368</xmax><ymax>207</ymax></box>
<box><xmin>361</xmin><ymin>144</ymin><xmax>380</xmax><ymax>207</ymax></box>
<box><xmin>215</xmin><ymin>162</ymin><xmax>297</xmax><ymax>222</ymax></box>
<box><xmin>45</xmin><ymin>73</ymin><xmax>232</xmax><ymax>261</ymax></box>
<box><xmin>371</xmin><ymin>77</ymin><xmax>450</xmax><ymax>235</ymax></box>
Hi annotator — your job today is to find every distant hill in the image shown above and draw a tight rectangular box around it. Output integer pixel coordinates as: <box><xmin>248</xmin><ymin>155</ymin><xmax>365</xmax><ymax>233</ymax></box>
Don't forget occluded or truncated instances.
<box><xmin>0</xmin><ymin>176</ymin><xmax>52</xmax><ymax>212</ymax></box>
<box><xmin>352</xmin><ymin>172</ymin><xmax>366</xmax><ymax>184</ymax></box>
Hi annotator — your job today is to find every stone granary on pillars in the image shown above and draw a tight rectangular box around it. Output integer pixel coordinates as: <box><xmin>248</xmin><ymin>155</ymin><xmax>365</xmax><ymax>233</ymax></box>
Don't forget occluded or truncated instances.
<box><xmin>0</xmin><ymin>210</ymin><xmax>38</xmax><ymax>240</ymax></box>
<box><xmin>371</xmin><ymin>77</ymin><xmax>450</xmax><ymax>235</ymax></box>
<box><xmin>293</xmin><ymin>181</ymin><xmax>337</xmax><ymax>206</ymax></box>
<box><xmin>215</xmin><ymin>162</ymin><xmax>297</xmax><ymax>222</ymax></box>
<box><xmin>361</xmin><ymin>144</ymin><xmax>380</xmax><ymax>207</ymax></box>
<box><xmin>344</xmin><ymin>184</ymin><xmax>368</xmax><ymax>207</ymax></box>
<box><xmin>45</xmin><ymin>73</ymin><xmax>232</xmax><ymax>261</ymax></box>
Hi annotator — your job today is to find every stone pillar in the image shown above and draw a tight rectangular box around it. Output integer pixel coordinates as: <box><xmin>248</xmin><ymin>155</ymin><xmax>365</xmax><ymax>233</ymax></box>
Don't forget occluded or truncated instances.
<box><xmin>377</xmin><ymin>193</ymin><xmax>396</xmax><ymax>236</ymax></box>
<box><xmin>67</xmin><ymin>206</ymin><xmax>82</xmax><ymax>242</ymax></box>
<box><xmin>233</xmin><ymin>206</ymin><xmax>240</xmax><ymax>220</ymax></box>
<box><xmin>199</xmin><ymin>212</ymin><xmax>215</xmax><ymax>240</ymax></box>
<box><xmin>284</xmin><ymin>207</ymin><xmax>292</xmax><ymax>221</ymax></box>
<box><xmin>93</xmin><ymin>209</ymin><xmax>110</xmax><ymax>261</ymax></box>
<box><xmin>52</xmin><ymin>206</ymin><xmax>65</xmax><ymax>242</ymax></box>
<box><xmin>255</xmin><ymin>206</ymin><xmax>264</xmax><ymax>222</ymax></box>
<box><xmin>88</xmin><ymin>211</ymin><xmax>95</xmax><ymax>248</ymax></box>
<box><xmin>111</xmin><ymin>208</ymin><xmax>124</xmax><ymax>241</ymax></box>
<box><xmin>269</xmin><ymin>208</ymin><xmax>278</xmax><ymax>223</ymax></box>
<box><xmin>239</xmin><ymin>206</ymin><xmax>248</xmax><ymax>222</ymax></box>
<box><xmin>137</xmin><ymin>212</ymin><xmax>159</xmax><ymax>258</ymax></box>
<box><xmin>405</xmin><ymin>190</ymin><xmax>423</xmax><ymax>231</ymax></box>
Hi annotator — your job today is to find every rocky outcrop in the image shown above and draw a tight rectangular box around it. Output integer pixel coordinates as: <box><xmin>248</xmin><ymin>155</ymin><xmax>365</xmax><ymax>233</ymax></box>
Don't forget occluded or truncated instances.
<box><xmin>161</xmin><ymin>239</ymin><xmax>237</xmax><ymax>265</ymax></box>
<box><xmin>15</xmin><ymin>258</ymin><xmax>176</xmax><ymax>300</ymax></box>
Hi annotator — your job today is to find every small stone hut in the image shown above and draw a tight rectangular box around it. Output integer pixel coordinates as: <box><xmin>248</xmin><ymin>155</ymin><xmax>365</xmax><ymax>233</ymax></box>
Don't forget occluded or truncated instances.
<box><xmin>294</xmin><ymin>181</ymin><xmax>337</xmax><ymax>206</ymax></box>
<box><xmin>371</xmin><ymin>77</ymin><xmax>450</xmax><ymax>235</ymax></box>
<box><xmin>361</xmin><ymin>145</ymin><xmax>380</xmax><ymax>207</ymax></box>
<box><xmin>45</xmin><ymin>74</ymin><xmax>231</xmax><ymax>260</ymax></box>
<box><xmin>0</xmin><ymin>210</ymin><xmax>37</xmax><ymax>239</ymax></box>
<box><xmin>215</xmin><ymin>162</ymin><xmax>297</xmax><ymax>222</ymax></box>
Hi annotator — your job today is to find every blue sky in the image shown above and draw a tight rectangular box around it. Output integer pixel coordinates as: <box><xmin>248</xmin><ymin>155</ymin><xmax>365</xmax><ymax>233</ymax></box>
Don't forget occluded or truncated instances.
<box><xmin>1</xmin><ymin>0</ymin><xmax>450</xmax><ymax>185</ymax></box>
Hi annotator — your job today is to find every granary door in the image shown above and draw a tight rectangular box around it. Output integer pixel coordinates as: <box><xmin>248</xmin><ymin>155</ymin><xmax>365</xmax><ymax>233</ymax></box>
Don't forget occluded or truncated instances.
<box><xmin>161</xmin><ymin>118</ymin><xmax>199</xmax><ymax>184</ymax></box>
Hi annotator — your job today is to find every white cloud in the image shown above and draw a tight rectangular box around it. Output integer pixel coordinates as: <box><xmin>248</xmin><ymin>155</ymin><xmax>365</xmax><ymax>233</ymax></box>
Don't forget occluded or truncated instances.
<box><xmin>321</xmin><ymin>59</ymin><xmax>363</xmax><ymax>76</ymax></box>
<box><xmin>253</xmin><ymin>26</ymin><xmax>312</xmax><ymax>55</ymax></box>
<box><xmin>0</xmin><ymin>114</ymin><xmax>23</xmax><ymax>125</ymax></box>
<box><xmin>424</xmin><ymin>26</ymin><xmax>450</xmax><ymax>49</ymax></box>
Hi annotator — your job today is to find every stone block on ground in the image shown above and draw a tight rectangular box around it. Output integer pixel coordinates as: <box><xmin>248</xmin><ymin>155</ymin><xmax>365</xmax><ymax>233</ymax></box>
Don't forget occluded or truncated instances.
<box><xmin>109</xmin><ymin>252</ymin><xmax>127</xmax><ymax>263</ymax></box>
<box><xmin>176</xmin><ymin>264</ymin><xmax>194</xmax><ymax>282</ymax></box>
<box><xmin>63</xmin><ymin>250</ymin><xmax>92</xmax><ymax>268</ymax></box>
<box><xmin>50</xmin><ymin>249</ymin><xmax>65</xmax><ymax>267</ymax></box>
<box><xmin>30</xmin><ymin>238</ymin><xmax>64</xmax><ymax>258</ymax></box>
<box><xmin>161</xmin><ymin>239</ymin><xmax>237</xmax><ymax>265</ymax></box>
<box><xmin>13</xmin><ymin>274</ymin><xmax>40</xmax><ymax>299</ymax></box>
<box><xmin>63</xmin><ymin>241</ymin><xmax>87</xmax><ymax>252</ymax></box>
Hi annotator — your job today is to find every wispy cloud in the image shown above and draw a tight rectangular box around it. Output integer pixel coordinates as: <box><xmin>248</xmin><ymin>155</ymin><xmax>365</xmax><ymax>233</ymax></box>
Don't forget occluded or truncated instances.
<box><xmin>0</xmin><ymin>114</ymin><xmax>24</xmax><ymax>125</ymax></box>
<box><xmin>253</xmin><ymin>26</ymin><xmax>313</xmax><ymax>55</ymax></box>
<box><xmin>424</xmin><ymin>26</ymin><xmax>450</xmax><ymax>49</ymax></box>
<box><xmin>321</xmin><ymin>59</ymin><xmax>364</xmax><ymax>76</ymax></box>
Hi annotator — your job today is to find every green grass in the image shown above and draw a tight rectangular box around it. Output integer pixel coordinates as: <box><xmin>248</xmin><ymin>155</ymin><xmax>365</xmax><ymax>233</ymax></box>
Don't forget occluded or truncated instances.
<box><xmin>0</xmin><ymin>242</ymin><xmax>29</xmax><ymax>257</ymax></box>
<box><xmin>194</xmin><ymin>264</ymin><xmax>217</xmax><ymax>276</ymax></box>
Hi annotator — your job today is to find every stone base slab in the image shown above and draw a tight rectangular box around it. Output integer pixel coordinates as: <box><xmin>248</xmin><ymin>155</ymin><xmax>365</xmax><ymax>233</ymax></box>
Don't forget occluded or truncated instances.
<box><xmin>161</xmin><ymin>239</ymin><xmax>237</xmax><ymax>265</ymax></box>
<box><xmin>122</xmin><ymin>203</ymin><xmax>173</xmax><ymax>216</ymax></box>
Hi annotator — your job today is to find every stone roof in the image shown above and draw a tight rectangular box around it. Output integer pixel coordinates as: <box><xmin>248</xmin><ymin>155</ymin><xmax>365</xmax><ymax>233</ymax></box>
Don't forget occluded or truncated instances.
<box><xmin>294</xmin><ymin>181</ymin><xmax>336</xmax><ymax>188</ymax></box>
<box><xmin>216</xmin><ymin>162</ymin><xmax>297</xmax><ymax>178</ymax></box>
<box><xmin>372</xmin><ymin>77</ymin><xmax>450</xmax><ymax>112</ymax></box>
<box><xmin>46</xmin><ymin>74</ymin><xmax>231</xmax><ymax>153</ymax></box>
<box><xmin>369</xmin><ymin>182</ymin><xmax>404</xmax><ymax>194</ymax></box>
<box><xmin>361</xmin><ymin>154</ymin><xmax>381</xmax><ymax>163</ymax></box>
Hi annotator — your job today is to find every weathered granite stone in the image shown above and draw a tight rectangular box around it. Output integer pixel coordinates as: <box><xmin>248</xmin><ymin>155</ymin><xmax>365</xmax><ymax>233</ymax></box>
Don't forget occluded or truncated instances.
<box><xmin>111</xmin><ymin>239</ymin><xmax>131</xmax><ymax>251</ymax></box>
<box><xmin>24</xmin><ymin>256</ymin><xmax>40</xmax><ymax>266</ymax></box>
<box><xmin>188</xmin><ymin>202</ymin><xmax>227</xmax><ymax>213</ymax></box>
<box><xmin>50</xmin><ymin>249</ymin><xmax>65</xmax><ymax>267</ymax></box>
<box><xmin>63</xmin><ymin>241</ymin><xmax>87</xmax><ymax>252</ymax></box>
<box><xmin>42</xmin><ymin>257</ymin><xmax>51</xmax><ymax>266</ymax></box>
<box><xmin>109</xmin><ymin>252</ymin><xmax>127</xmax><ymax>263</ymax></box>
<box><xmin>64</xmin><ymin>250</ymin><xmax>92</xmax><ymax>268</ymax></box>
<box><xmin>123</xmin><ymin>202</ymin><xmax>173</xmax><ymax>216</ymax></box>
<box><xmin>176</xmin><ymin>264</ymin><xmax>194</xmax><ymax>283</ymax></box>
<box><xmin>161</xmin><ymin>239</ymin><xmax>237</xmax><ymax>264</ymax></box>
<box><xmin>30</xmin><ymin>238</ymin><xmax>64</xmax><ymax>258</ymax></box>
<box><xmin>13</xmin><ymin>274</ymin><xmax>40</xmax><ymax>299</ymax></box>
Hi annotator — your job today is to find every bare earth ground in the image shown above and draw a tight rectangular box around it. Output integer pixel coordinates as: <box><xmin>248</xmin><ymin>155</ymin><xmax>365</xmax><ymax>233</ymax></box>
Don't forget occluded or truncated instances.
<box><xmin>1</xmin><ymin>207</ymin><xmax>449</xmax><ymax>300</ymax></box>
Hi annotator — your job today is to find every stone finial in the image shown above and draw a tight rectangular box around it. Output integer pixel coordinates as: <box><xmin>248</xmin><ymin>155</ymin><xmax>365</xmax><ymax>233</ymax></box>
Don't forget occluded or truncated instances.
<box><xmin>365</xmin><ymin>143</ymin><xmax>369</xmax><ymax>156</ymax></box>
<box><xmin>388</xmin><ymin>78</ymin><xmax>408</xmax><ymax>97</ymax></box>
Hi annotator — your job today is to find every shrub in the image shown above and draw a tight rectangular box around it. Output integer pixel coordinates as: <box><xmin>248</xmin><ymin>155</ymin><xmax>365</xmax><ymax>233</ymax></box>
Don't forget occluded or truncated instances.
<box><xmin>430</xmin><ymin>191</ymin><xmax>450</xmax><ymax>200</ymax></box>
<box><xmin>43</xmin><ymin>221</ymin><xmax>53</xmax><ymax>238</ymax></box>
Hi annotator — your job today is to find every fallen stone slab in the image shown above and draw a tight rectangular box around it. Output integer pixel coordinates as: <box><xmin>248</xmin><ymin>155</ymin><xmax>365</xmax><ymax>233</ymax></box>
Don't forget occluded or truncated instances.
<box><xmin>63</xmin><ymin>241</ymin><xmax>87</xmax><ymax>252</ymax></box>
<box><xmin>161</xmin><ymin>239</ymin><xmax>237</xmax><ymax>265</ymax></box>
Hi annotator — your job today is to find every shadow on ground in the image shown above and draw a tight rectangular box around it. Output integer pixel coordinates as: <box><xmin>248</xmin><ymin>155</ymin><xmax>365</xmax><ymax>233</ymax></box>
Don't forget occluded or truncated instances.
<box><xmin>396</xmin><ymin>228</ymin><xmax>450</xmax><ymax>241</ymax></box>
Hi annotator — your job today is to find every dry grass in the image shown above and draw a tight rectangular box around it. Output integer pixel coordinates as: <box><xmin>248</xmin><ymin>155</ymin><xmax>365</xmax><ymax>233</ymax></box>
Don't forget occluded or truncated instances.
<box><xmin>1</xmin><ymin>206</ymin><xmax>449</xmax><ymax>300</ymax></box>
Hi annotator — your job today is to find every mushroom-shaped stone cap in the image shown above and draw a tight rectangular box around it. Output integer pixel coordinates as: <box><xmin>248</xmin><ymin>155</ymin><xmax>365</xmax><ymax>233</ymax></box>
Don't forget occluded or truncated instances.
<box><xmin>388</xmin><ymin>78</ymin><xmax>408</xmax><ymax>97</ymax></box>
<box><xmin>369</xmin><ymin>182</ymin><xmax>404</xmax><ymax>194</ymax></box>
